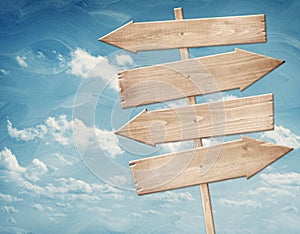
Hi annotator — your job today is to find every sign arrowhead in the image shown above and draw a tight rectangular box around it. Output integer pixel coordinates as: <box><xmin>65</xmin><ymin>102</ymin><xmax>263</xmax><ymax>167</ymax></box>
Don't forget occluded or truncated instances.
<box><xmin>99</xmin><ymin>21</ymin><xmax>138</xmax><ymax>53</ymax></box>
<box><xmin>236</xmin><ymin>49</ymin><xmax>284</xmax><ymax>91</ymax></box>
<box><xmin>115</xmin><ymin>109</ymin><xmax>156</xmax><ymax>146</ymax></box>
<box><xmin>241</xmin><ymin>136</ymin><xmax>293</xmax><ymax>179</ymax></box>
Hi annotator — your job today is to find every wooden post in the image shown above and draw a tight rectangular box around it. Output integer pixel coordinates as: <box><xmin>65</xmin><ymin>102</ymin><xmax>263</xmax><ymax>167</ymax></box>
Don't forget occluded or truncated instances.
<box><xmin>174</xmin><ymin>7</ymin><xmax>215</xmax><ymax>234</ymax></box>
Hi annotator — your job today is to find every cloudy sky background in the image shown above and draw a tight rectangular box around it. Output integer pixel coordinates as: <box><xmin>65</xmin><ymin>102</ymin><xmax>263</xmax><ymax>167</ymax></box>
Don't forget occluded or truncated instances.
<box><xmin>0</xmin><ymin>0</ymin><xmax>299</xmax><ymax>233</ymax></box>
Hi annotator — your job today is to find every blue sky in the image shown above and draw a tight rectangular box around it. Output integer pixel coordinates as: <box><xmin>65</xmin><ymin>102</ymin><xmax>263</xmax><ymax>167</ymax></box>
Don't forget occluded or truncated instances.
<box><xmin>0</xmin><ymin>0</ymin><xmax>299</xmax><ymax>233</ymax></box>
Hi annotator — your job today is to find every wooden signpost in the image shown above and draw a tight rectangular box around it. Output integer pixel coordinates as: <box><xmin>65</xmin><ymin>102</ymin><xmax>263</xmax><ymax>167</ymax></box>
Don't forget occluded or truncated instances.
<box><xmin>100</xmin><ymin>8</ymin><xmax>293</xmax><ymax>234</ymax></box>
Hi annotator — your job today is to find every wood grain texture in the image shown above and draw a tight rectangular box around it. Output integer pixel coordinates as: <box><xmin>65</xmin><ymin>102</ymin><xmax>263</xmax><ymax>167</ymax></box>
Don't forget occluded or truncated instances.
<box><xmin>200</xmin><ymin>184</ymin><xmax>215</xmax><ymax>234</ymax></box>
<box><xmin>115</xmin><ymin>94</ymin><xmax>274</xmax><ymax>146</ymax></box>
<box><xmin>99</xmin><ymin>14</ymin><xmax>266</xmax><ymax>53</ymax></box>
<box><xmin>119</xmin><ymin>49</ymin><xmax>283</xmax><ymax>108</ymax></box>
<box><xmin>174</xmin><ymin>7</ymin><xmax>215</xmax><ymax>234</ymax></box>
<box><xmin>129</xmin><ymin>137</ymin><xmax>292</xmax><ymax>195</ymax></box>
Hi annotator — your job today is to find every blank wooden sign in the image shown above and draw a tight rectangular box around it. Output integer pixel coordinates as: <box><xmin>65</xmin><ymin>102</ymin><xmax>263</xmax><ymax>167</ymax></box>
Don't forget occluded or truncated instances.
<box><xmin>100</xmin><ymin>14</ymin><xmax>266</xmax><ymax>53</ymax></box>
<box><xmin>119</xmin><ymin>49</ymin><xmax>283</xmax><ymax>108</ymax></box>
<box><xmin>116</xmin><ymin>94</ymin><xmax>274</xmax><ymax>145</ymax></box>
<box><xmin>130</xmin><ymin>137</ymin><xmax>292</xmax><ymax>195</ymax></box>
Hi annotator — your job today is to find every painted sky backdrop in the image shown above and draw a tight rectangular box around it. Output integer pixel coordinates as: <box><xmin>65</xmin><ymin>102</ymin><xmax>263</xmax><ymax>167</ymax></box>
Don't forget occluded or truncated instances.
<box><xmin>0</xmin><ymin>0</ymin><xmax>299</xmax><ymax>233</ymax></box>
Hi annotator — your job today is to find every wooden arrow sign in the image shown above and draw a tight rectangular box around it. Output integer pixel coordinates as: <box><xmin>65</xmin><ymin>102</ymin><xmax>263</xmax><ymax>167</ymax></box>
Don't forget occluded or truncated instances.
<box><xmin>119</xmin><ymin>49</ymin><xmax>283</xmax><ymax>108</ymax></box>
<box><xmin>104</xmin><ymin>7</ymin><xmax>293</xmax><ymax>234</ymax></box>
<box><xmin>129</xmin><ymin>136</ymin><xmax>292</xmax><ymax>195</ymax></box>
<box><xmin>116</xmin><ymin>94</ymin><xmax>274</xmax><ymax>145</ymax></box>
<box><xmin>99</xmin><ymin>14</ymin><xmax>266</xmax><ymax>53</ymax></box>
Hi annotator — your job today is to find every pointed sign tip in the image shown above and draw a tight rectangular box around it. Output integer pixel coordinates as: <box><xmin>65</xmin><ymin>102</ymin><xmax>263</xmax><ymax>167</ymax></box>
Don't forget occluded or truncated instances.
<box><xmin>137</xmin><ymin>189</ymin><xmax>145</xmax><ymax>196</ymax></box>
<box><xmin>114</xmin><ymin>111</ymin><xmax>156</xmax><ymax>147</ymax></box>
<box><xmin>245</xmin><ymin>138</ymin><xmax>293</xmax><ymax>179</ymax></box>
<box><xmin>98</xmin><ymin>36</ymin><xmax>105</xmax><ymax>42</ymax></box>
<box><xmin>274</xmin><ymin>58</ymin><xmax>285</xmax><ymax>67</ymax></box>
<box><xmin>98</xmin><ymin>21</ymin><xmax>138</xmax><ymax>53</ymax></box>
<box><xmin>114</xmin><ymin>129</ymin><xmax>124</xmax><ymax>137</ymax></box>
<box><xmin>238</xmin><ymin>51</ymin><xmax>284</xmax><ymax>91</ymax></box>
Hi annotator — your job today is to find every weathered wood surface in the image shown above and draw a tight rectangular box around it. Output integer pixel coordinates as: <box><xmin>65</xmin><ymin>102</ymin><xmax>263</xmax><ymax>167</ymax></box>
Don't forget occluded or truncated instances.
<box><xmin>115</xmin><ymin>94</ymin><xmax>274</xmax><ymax>145</ymax></box>
<box><xmin>99</xmin><ymin>14</ymin><xmax>266</xmax><ymax>53</ymax></box>
<box><xmin>174</xmin><ymin>7</ymin><xmax>215</xmax><ymax>234</ymax></box>
<box><xmin>119</xmin><ymin>49</ymin><xmax>283</xmax><ymax>108</ymax></box>
<box><xmin>129</xmin><ymin>137</ymin><xmax>292</xmax><ymax>195</ymax></box>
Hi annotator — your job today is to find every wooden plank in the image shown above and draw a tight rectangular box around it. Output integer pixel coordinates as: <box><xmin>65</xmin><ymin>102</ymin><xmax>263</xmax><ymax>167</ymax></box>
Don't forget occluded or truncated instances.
<box><xmin>119</xmin><ymin>49</ymin><xmax>283</xmax><ymax>108</ymax></box>
<box><xmin>174</xmin><ymin>7</ymin><xmax>215</xmax><ymax>234</ymax></box>
<box><xmin>129</xmin><ymin>137</ymin><xmax>292</xmax><ymax>195</ymax></box>
<box><xmin>115</xmin><ymin>94</ymin><xmax>274</xmax><ymax>146</ymax></box>
<box><xmin>99</xmin><ymin>14</ymin><xmax>266</xmax><ymax>53</ymax></box>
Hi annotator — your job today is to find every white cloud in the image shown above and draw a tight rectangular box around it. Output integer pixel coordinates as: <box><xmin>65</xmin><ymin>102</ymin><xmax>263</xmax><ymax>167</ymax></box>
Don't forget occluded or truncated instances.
<box><xmin>45</xmin><ymin>115</ymin><xmax>72</xmax><ymax>146</ymax></box>
<box><xmin>91</xmin><ymin>183</ymin><xmax>121</xmax><ymax>194</ymax></box>
<box><xmin>142</xmin><ymin>209</ymin><xmax>161</xmax><ymax>215</ymax></box>
<box><xmin>55</xmin><ymin>177</ymin><xmax>93</xmax><ymax>194</ymax></box>
<box><xmin>1</xmin><ymin>206</ymin><xmax>18</xmax><ymax>213</ymax></box>
<box><xmin>282</xmin><ymin>205</ymin><xmax>298</xmax><ymax>213</ymax></box>
<box><xmin>164</xmin><ymin>98</ymin><xmax>189</xmax><ymax>108</ymax></box>
<box><xmin>7</xmin><ymin>217</ymin><xmax>16</xmax><ymax>224</ymax></box>
<box><xmin>160</xmin><ymin>141</ymin><xmax>193</xmax><ymax>153</ymax></box>
<box><xmin>248</xmin><ymin>186</ymin><xmax>295</xmax><ymax>197</ymax></box>
<box><xmin>0</xmin><ymin>193</ymin><xmax>22</xmax><ymax>202</ymax></box>
<box><xmin>261</xmin><ymin>125</ymin><xmax>300</xmax><ymax>149</ymax></box>
<box><xmin>149</xmin><ymin>191</ymin><xmax>194</xmax><ymax>202</ymax></box>
<box><xmin>95</xmin><ymin>127</ymin><xmax>123</xmax><ymax>158</ymax></box>
<box><xmin>247</xmin><ymin>173</ymin><xmax>300</xmax><ymax>198</ymax></box>
<box><xmin>0</xmin><ymin>69</ymin><xmax>9</xmax><ymax>75</ymax></box>
<box><xmin>57</xmin><ymin>53</ymin><xmax>66</xmax><ymax>68</ymax></box>
<box><xmin>32</xmin><ymin>159</ymin><xmax>48</xmax><ymax>173</ymax></box>
<box><xmin>7</xmin><ymin>115</ymin><xmax>123</xmax><ymax>157</ymax></box>
<box><xmin>47</xmin><ymin>217</ymin><xmax>57</xmax><ymax>223</ymax></box>
<box><xmin>113</xmin><ymin>204</ymin><xmax>123</xmax><ymax>209</ymax></box>
<box><xmin>7</xmin><ymin>116</ymin><xmax>70</xmax><ymax>145</ymax></box>
<box><xmin>0</xmin><ymin>147</ymin><xmax>25</xmax><ymax>173</ymax></box>
<box><xmin>260</xmin><ymin>172</ymin><xmax>300</xmax><ymax>186</ymax></box>
<box><xmin>7</xmin><ymin>120</ymin><xmax>48</xmax><ymax>141</ymax></box>
<box><xmin>131</xmin><ymin>212</ymin><xmax>142</xmax><ymax>217</ymax></box>
<box><xmin>37</xmin><ymin>51</ymin><xmax>46</xmax><ymax>60</ymax></box>
<box><xmin>115</xmin><ymin>54</ymin><xmax>133</xmax><ymax>66</ymax></box>
<box><xmin>73</xmin><ymin>118</ymin><xmax>123</xmax><ymax>157</ymax></box>
<box><xmin>206</xmin><ymin>94</ymin><xmax>238</xmax><ymax>102</ymax></box>
<box><xmin>32</xmin><ymin>203</ymin><xmax>45</xmax><ymax>211</ymax></box>
<box><xmin>221</xmin><ymin>94</ymin><xmax>238</xmax><ymax>101</ymax></box>
<box><xmin>18</xmin><ymin>179</ymin><xmax>45</xmax><ymax>194</ymax></box>
<box><xmin>69</xmin><ymin>48</ymin><xmax>118</xmax><ymax>90</ymax></box>
<box><xmin>90</xmin><ymin>206</ymin><xmax>111</xmax><ymax>214</ymax></box>
<box><xmin>160</xmin><ymin>138</ymin><xmax>220</xmax><ymax>152</ymax></box>
<box><xmin>25</xmin><ymin>159</ymin><xmax>49</xmax><ymax>182</ymax></box>
<box><xmin>16</xmin><ymin>55</ymin><xmax>28</xmax><ymax>67</ymax></box>
<box><xmin>110</xmin><ymin>175</ymin><xmax>129</xmax><ymax>185</ymax></box>
<box><xmin>201</xmin><ymin>138</ymin><xmax>222</xmax><ymax>147</ymax></box>
<box><xmin>219</xmin><ymin>198</ymin><xmax>262</xmax><ymax>208</ymax></box>
<box><xmin>54</xmin><ymin>153</ymin><xmax>73</xmax><ymax>166</ymax></box>
<box><xmin>51</xmin><ymin>212</ymin><xmax>67</xmax><ymax>217</ymax></box>
<box><xmin>55</xmin><ymin>202</ymin><xmax>73</xmax><ymax>208</ymax></box>
<box><xmin>0</xmin><ymin>149</ymin><xmax>124</xmax><ymax>205</ymax></box>
<box><xmin>69</xmin><ymin>48</ymin><xmax>103</xmax><ymax>78</ymax></box>
<box><xmin>16</xmin><ymin>175</ymin><xmax>106</xmax><ymax>202</ymax></box>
